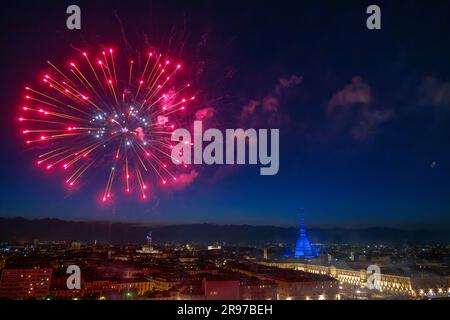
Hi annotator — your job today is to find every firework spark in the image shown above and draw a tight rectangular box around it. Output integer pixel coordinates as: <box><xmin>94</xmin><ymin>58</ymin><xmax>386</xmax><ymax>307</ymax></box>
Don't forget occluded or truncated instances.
<box><xmin>19</xmin><ymin>48</ymin><xmax>196</xmax><ymax>202</ymax></box>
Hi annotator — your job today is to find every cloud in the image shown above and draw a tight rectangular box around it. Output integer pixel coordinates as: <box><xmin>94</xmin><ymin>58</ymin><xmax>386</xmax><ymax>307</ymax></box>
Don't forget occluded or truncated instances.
<box><xmin>209</xmin><ymin>165</ymin><xmax>240</xmax><ymax>183</ymax></box>
<box><xmin>195</xmin><ymin>107</ymin><xmax>216</xmax><ymax>120</ymax></box>
<box><xmin>172</xmin><ymin>170</ymin><xmax>199</xmax><ymax>190</ymax></box>
<box><xmin>326</xmin><ymin>76</ymin><xmax>372</xmax><ymax>113</ymax></box>
<box><xmin>262</xmin><ymin>96</ymin><xmax>280</xmax><ymax>112</ymax></box>
<box><xmin>134</xmin><ymin>127</ymin><xmax>145</xmax><ymax>142</ymax></box>
<box><xmin>418</xmin><ymin>76</ymin><xmax>450</xmax><ymax>107</ymax></box>
<box><xmin>275</xmin><ymin>75</ymin><xmax>303</xmax><ymax>96</ymax></box>
<box><xmin>156</xmin><ymin>115</ymin><xmax>169</xmax><ymax>126</ymax></box>
<box><xmin>350</xmin><ymin>107</ymin><xmax>394</xmax><ymax>141</ymax></box>
<box><xmin>239</xmin><ymin>74</ymin><xmax>302</xmax><ymax>121</ymax></box>
<box><xmin>160</xmin><ymin>88</ymin><xmax>178</xmax><ymax>110</ymax></box>
<box><xmin>325</xmin><ymin>77</ymin><xmax>392</xmax><ymax>142</ymax></box>
<box><xmin>240</xmin><ymin>100</ymin><xmax>260</xmax><ymax>119</ymax></box>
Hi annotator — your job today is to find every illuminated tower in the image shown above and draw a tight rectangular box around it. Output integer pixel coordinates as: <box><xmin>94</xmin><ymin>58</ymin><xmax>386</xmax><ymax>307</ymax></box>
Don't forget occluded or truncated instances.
<box><xmin>293</xmin><ymin>217</ymin><xmax>318</xmax><ymax>258</ymax></box>
<box><xmin>137</xmin><ymin>231</ymin><xmax>160</xmax><ymax>254</ymax></box>
<box><xmin>146</xmin><ymin>231</ymin><xmax>153</xmax><ymax>247</ymax></box>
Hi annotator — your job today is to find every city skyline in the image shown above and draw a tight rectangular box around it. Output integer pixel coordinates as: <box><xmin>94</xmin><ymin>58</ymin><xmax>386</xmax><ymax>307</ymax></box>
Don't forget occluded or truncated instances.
<box><xmin>1</xmin><ymin>234</ymin><xmax>448</xmax><ymax>301</ymax></box>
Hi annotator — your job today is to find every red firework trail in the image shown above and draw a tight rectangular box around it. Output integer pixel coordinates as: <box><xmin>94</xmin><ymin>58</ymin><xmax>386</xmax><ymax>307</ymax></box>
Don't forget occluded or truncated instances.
<box><xmin>19</xmin><ymin>48</ymin><xmax>196</xmax><ymax>202</ymax></box>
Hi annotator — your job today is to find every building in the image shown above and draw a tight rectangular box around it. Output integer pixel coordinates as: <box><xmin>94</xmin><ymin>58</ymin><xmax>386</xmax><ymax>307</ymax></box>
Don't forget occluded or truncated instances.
<box><xmin>255</xmin><ymin>265</ymin><xmax>338</xmax><ymax>300</ymax></box>
<box><xmin>0</xmin><ymin>268</ymin><xmax>52</xmax><ymax>299</ymax></box>
<box><xmin>70</xmin><ymin>242</ymin><xmax>82</xmax><ymax>250</ymax></box>
<box><xmin>260</xmin><ymin>262</ymin><xmax>416</xmax><ymax>296</ymax></box>
<box><xmin>203</xmin><ymin>278</ymin><xmax>240</xmax><ymax>300</ymax></box>
<box><xmin>148</xmin><ymin>273</ymin><xmax>185</xmax><ymax>292</ymax></box>
<box><xmin>0</xmin><ymin>254</ymin><xmax>6</xmax><ymax>270</ymax></box>
<box><xmin>263</xmin><ymin>248</ymin><xmax>268</xmax><ymax>260</ymax></box>
<box><xmin>84</xmin><ymin>278</ymin><xmax>152</xmax><ymax>296</ymax></box>
<box><xmin>240</xmin><ymin>278</ymin><xmax>277</xmax><ymax>300</ymax></box>
<box><xmin>275</xmin><ymin>273</ymin><xmax>339</xmax><ymax>300</ymax></box>
<box><xmin>136</xmin><ymin>231</ymin><xmax>160</xmax><ymax>254</ymax></box>
<box><xmin>51</xmin><ymin>277</ymin><xmax>153</xmax><ymax>299</ymax></box>
<box><xmin>293</xmin><ymin>218</ymin><xmax>318</xmax><ymax>258</ymax></box>
<box><xmin>226</xmin><ymin>261</ymin><xmax>338</xmax><ymax>300</ymax></box>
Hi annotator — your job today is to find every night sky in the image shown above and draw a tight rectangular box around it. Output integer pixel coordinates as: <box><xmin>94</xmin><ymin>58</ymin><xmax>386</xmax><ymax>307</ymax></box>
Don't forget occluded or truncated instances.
<box><xmin>1</xmin><ymin>0</ymin><xmax>450</xmax><ymax>228</ymax></box>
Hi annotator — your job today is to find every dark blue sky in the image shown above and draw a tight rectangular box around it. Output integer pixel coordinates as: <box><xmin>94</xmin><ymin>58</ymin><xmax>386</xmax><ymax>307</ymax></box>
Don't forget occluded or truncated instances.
<box><xmin>1</xmin><ymin>0</ymin><xmax>450</xmax><ymax>228</ymax></box>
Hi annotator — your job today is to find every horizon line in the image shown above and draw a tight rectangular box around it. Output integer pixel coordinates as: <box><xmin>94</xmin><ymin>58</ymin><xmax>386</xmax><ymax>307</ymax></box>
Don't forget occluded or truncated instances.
<box><xmin>1</xmin><ymin>216</ymin><xmax>450</xmax><ymax>231</ymax></box>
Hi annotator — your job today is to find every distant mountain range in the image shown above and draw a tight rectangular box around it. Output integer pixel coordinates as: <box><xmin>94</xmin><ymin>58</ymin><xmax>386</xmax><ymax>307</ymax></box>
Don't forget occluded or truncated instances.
<box><xmin>0</xmin><ymin>217</ymin><xmax>449</xmax><ymax>245</ymax></box>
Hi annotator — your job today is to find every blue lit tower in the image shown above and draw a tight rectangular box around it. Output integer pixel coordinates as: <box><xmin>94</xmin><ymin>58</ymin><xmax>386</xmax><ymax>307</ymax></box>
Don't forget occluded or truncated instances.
<box><xmin>146</xmin><ymin>231</ymin><xmax>153</xmax><ymax>247</ymax></box>
<box><xmin>293</xmin><ymin>217</ymin><xmax>318</xmax><ymax>258</ymax></box>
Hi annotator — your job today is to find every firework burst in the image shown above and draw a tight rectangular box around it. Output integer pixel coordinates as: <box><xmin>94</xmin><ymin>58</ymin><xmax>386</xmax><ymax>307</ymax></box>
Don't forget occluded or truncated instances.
<box><xmin>19</xmin><ymin>48</ymin><xmax>196</xmax><ymax>202</ymax></box>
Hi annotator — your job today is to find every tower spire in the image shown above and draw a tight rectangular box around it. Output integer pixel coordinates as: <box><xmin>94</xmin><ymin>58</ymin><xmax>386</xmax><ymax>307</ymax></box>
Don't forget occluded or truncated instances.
<box><xmin>293</xmin><ymin>212</ymin><xmax>318</xmax><ymax>258</ymax></box>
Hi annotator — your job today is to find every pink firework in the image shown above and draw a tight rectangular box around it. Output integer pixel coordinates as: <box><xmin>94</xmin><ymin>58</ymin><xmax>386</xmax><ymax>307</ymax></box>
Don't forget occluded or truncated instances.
<box><xmin>19</xmin><ymin>48</ymin><xmax>196</xmax><ymax>202</ymax></box>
